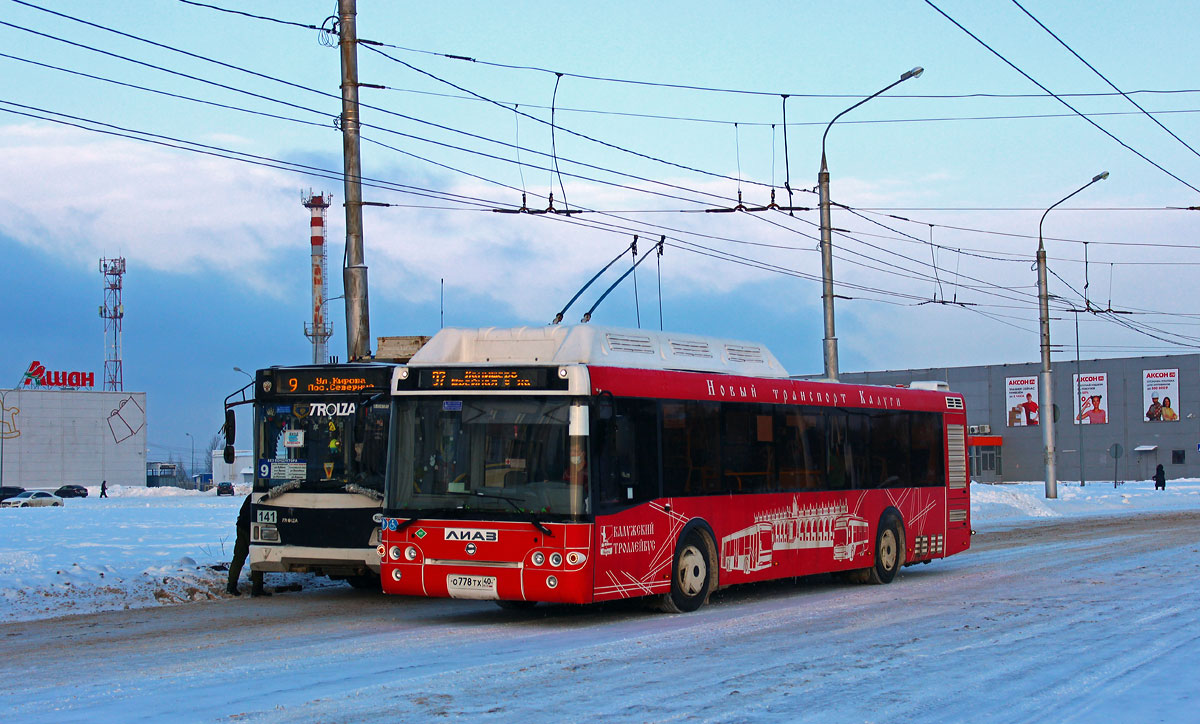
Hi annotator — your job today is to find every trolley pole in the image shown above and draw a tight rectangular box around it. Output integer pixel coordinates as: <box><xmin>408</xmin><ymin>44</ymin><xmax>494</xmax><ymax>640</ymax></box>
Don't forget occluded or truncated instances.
<box><xmin>339</xmin><ymin>0</ymin><xmax>370</xmax><ymax>361</ymax></box>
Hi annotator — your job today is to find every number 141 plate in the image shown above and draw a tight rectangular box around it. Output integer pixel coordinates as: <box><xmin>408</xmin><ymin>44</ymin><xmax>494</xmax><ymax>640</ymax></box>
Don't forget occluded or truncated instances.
<box><xmin>446</xmin><ymin>574</ymin><xmax>498</xmax><ymax>600</ymax></box>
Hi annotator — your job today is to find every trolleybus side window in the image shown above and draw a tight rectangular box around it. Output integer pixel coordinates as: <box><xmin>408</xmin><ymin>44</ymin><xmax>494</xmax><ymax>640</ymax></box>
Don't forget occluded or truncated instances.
<box><xmin>909</xmin><ymin>411</ymin><xmax>946</xmax><ymax>488</ymax></box>
<box><xmin>661</xmin><ymin>401</ymin><xmax>720</xmax><ymax>497</ymax></box>
<box><xmin>591</xmin><ymin>398</ymin><xmax>659</xmax><ymax>512</ymax></box>
<box><xmin>864</xmin><ymin>410</ymin><xmax>910</xmax><ymax>489</ymax></box>
<box><xmin>721</xmin><ymin>403</ymin><xmax>778</xmax><ymax>493</ymax></box>
<box><xmin>777</xmin><ymin>410</ymin><xmax>826</xmax><ymax>491</ymax></box>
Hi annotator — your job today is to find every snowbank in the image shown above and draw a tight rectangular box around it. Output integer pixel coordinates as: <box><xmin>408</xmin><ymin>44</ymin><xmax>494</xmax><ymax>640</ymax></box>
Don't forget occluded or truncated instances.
<box><xmin>2</xmin><ymin>480</ymin><xmax>1199</xmax><ymax>623</ymax></box>
<box><xmin>971</xmin><ymin>478</ymin><xmax>1200</xmax><ymax>525</ymax></box>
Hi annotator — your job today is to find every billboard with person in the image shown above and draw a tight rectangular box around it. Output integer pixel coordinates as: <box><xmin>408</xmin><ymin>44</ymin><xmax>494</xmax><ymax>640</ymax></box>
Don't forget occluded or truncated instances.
<box><xmin>1006</xmin><ymin>377</ymin><xmax>1039</xmax><ymax>427</ymax></box>
<box><xmin>1143</xmin><ymin>369</ymin><xmax>1179</xmax><ymax>422</ymax></box>
<box><xmin>1073</xmin><ymin>373</ymin><xmax>1109</xmax><ymax>425</ymax></box>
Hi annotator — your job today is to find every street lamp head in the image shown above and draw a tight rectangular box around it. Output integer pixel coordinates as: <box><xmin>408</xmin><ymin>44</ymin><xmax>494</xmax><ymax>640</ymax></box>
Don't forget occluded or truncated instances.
<box><xmin>1093</xmin><ymin>171</ymin><xmax>1110</xmax><ymax>182</ymax></box>
<box><xmin>901</xmin><ymin>66</ymin><xmax>924</xmax><ymax>81</ymax></box>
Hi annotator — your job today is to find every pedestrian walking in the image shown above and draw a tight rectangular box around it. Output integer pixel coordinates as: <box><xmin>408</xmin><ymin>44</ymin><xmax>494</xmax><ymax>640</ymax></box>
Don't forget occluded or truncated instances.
<box><xmin>1154</xmin><ymin>463</ymin><xmax>1166</xmax><ymax>490</ymax></box>
<box><xmin>100</xmin><ymin>480</ymin><xmax>108</xmax><ymax>498</ymax></box>
<box><xmin>227</xmin><ymin>494</ymin><xmax>267</xmax><ymax>596</ymax></box>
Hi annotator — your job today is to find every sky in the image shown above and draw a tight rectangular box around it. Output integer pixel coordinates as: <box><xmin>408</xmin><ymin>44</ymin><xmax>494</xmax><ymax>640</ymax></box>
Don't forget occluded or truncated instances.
<box><xmin>2</xmin><ymin>1</ymin><xmax>1200</xmax><ymax>469</ymax></box>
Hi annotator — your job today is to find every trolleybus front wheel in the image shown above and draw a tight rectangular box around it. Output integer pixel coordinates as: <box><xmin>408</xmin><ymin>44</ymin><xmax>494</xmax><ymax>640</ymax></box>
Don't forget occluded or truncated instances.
<box><xmin>659</xmin><ymin>529</ymin><xmax>715</xmax><ymax>613</ymax></box>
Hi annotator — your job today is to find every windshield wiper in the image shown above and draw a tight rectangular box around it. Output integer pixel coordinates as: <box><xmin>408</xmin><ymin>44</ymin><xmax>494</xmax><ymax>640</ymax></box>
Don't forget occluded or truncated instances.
<box><xmin>444</xmin><ymin>490</ymin><xmax>554</xmax><ymax>538</ymax></box>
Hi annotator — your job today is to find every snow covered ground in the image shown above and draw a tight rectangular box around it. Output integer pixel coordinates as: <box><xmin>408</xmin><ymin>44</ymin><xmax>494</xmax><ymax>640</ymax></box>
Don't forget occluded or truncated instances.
<box><xmin>1</xmin><ymin>479</ymin><xmax>1198</xmax><ymax>624</ymax></box>
<box><xmin>2</xmin><ymin>480</ymin><xmax>1199</xmax><ymax>723</ymax></box>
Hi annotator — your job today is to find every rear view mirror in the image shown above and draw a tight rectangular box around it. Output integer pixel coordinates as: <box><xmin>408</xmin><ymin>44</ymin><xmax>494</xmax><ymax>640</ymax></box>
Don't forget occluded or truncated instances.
<box><xmin>224</xmin><ymin>408</ymin><xmax>236</xmax><ymax>446</ymax></box>
<box><xmin>223</xmin><ymin>445</ymin><xmax>235</xmax><ymax>465</ymax></box>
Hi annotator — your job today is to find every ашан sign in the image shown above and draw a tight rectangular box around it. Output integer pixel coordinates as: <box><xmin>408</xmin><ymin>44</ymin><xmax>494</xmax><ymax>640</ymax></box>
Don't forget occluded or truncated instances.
<box><xmin>22</xmin><ymin>360</ymin><xmax>95</xmax><ymax>388</ymax></box>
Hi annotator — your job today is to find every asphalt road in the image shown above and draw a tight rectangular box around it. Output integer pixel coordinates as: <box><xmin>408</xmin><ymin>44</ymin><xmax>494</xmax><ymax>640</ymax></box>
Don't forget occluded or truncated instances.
<box><xmin>2</xmin><ymin>510</ymin><xmax>1198</xmax><ymax>723</ymax></box>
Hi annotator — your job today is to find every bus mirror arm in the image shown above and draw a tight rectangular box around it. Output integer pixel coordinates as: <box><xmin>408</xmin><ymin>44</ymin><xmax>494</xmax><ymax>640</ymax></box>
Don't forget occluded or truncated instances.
<box><xmin>396</xmin><ymin>517</ymin><xmax>420</xmax><ymax>533</ymax></box>
<box><xmin>221</xmin><ymin>381</ymin><xmax>254</xmax><ymax>465</ymax></box>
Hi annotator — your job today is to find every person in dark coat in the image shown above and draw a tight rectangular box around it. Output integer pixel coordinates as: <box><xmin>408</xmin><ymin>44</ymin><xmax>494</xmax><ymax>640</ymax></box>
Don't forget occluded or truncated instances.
<box><xmin>1154</xmin><ymin>464</ymin><xmax>1166</xmax><ymax>490</ymax></box>
<box><xmin>100</xmin><ymin>480</ymin><xmax>108</xmax><ymax>498</ymax></box>
<box><xmin>227</xmin><ymin>494</ymin><xmax>267</xmax><ymax>596</ymax></box>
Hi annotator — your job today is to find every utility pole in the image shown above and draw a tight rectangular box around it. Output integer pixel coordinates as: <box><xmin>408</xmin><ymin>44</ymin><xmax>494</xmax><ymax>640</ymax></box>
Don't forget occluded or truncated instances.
<box><xmin>817</xmin><ymin>67</ymin><xmax>923</xmax><ymax>381</ymax></box>
<box><xmin>1036</xmin><ymin>243</ymin><xmax>1057</xmax><ymax>498</ymax></box>
<box><xmin>1038</xmin><ymin>171</ymin><xmax>1108</xmax><ymax>499</ymax></box>
<box><xmin>339</xmin><ymin>0</ymin><xmax>370</xmax><ymax>360</ymax></box>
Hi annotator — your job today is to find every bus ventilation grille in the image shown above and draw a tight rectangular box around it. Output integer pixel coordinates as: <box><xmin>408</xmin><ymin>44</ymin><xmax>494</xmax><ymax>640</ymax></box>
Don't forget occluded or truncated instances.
<box><xmin>947</xmin><ymin>424</ymin><xmax>968</xmax><ymax>488</ymax></box>
<box><xmin>669</xmin><ymin>340</ymin><xmax>714</xmax><ymax>358</ymax></box>
<box><xmin>945</xmin><ymin>396</ymin><xmax>964</xmax><ymax>410</ymax></box>
<box><xmin>725</xmin><ymin>344</ymin><xmax>765</xmax><ymax>364</ymax></box>
<box><xmin>606</xmin><ymin>333</ymin><xmax>656</xmax><ymax>354</ymax></box>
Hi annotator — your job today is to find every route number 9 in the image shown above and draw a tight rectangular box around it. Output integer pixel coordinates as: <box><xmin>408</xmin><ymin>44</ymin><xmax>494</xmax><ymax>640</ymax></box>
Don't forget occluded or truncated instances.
<box><xmin>259</xmin><ymin>462</ymin><xmax>271</xmax><ymax>478</ymax></box>
<box><xmin>288</xmin><ymin>377</ymin><xmax>298</xmax><ymax>391</ymax></box>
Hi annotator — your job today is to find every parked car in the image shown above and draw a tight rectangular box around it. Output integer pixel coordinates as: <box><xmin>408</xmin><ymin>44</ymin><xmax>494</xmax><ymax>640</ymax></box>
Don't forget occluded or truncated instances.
<box><xmin>55</xmin><ymin>484</ymin><xmax>89</xmax><ymax>498</ymax></box>
<box><xmin>0</xmin><ymin>486</ymin><xmax>26</xmax><ymax>502</ymax></box>
<box><xmin>216</xmin><ymin>482</ymin><xmax>236</xmax><ymax>496</ymax></box>
<box><xmin>1</xmin><ymin>491</ymin><xmax>64</xmax><ymax>508</ymax></box>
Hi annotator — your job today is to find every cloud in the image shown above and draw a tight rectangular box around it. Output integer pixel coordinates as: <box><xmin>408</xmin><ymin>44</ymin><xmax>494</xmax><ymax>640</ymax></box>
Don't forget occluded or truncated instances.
<box><xmin>5</xmin><ymin>121</ymin><xmax>1197</xmax><ymax>371</ymax></box>
<box><xmin>0</xmin><ymin>123</ymin><xmax>297</xmax><ymax>290</ymax></box>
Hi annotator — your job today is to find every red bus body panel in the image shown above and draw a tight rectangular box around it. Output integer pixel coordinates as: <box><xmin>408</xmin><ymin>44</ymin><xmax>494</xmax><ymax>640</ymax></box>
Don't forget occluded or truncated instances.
<box><xmin>381</xmin><ymin>364</ymin><xmax>970</xmax><ymax>604</ymax></box>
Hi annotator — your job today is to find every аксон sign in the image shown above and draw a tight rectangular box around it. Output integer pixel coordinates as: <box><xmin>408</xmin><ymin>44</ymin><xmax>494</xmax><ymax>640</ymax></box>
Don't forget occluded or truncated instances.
<box><xmin>22</xmin><ymin>360</ymin><xmax>96</xmax><ymax>388</ymax></box>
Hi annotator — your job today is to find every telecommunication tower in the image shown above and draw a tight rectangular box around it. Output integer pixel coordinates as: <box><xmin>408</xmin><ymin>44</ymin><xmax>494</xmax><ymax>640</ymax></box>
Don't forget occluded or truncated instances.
<box><xmin>303</xmin><ymin>192</ymin><xmax>333</xmax><ymax>364</ymax></box>
<box><xmin>99</xmin><ymin>257</ymin><xmax>126</xmax><ymax>391</ymax></box>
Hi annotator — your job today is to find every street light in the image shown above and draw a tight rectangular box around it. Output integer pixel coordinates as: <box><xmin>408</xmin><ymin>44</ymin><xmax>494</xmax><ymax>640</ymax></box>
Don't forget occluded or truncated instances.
<box><xmin>185</xmin><ymin>431</ymin><xmax>194</xmax><ymax>487</ymax></box>
<box><xmin>233</xmin><ymin>367</ymin><xmax>253</xmax><ymax>383</ymax></box>
<box><xmin>1038</xmin><ymin>171</ymin><xmax>1109</xmax><ymax>499</ymax></box>
<box><xmin>818</xmin><ymin>66</ymin><xmax>924</xmax><ymax>380</ymax></box>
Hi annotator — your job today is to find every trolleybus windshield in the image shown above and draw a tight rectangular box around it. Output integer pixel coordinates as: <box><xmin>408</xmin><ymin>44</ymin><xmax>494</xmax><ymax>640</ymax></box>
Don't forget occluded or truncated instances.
<box><xmin>256</xmin><ymin>399</ymin><xmax>390</xmax><ymax>492</ymax></box>
<box><xmin>389</xmin><ymin>397</ymin><xmax>587</xmax><ymax>518</ymax></box>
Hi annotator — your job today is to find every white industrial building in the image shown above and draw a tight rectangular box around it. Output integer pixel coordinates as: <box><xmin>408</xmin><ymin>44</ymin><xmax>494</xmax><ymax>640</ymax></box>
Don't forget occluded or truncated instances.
<box><xmin>212</xmin><ymin>449</ymin><xmax>254</xmax><ymax>485</ymax></box>
<box><xmin>0</xmin><ymin>388</ymin><xmax>147</xmax><ymax>488</ymax></box>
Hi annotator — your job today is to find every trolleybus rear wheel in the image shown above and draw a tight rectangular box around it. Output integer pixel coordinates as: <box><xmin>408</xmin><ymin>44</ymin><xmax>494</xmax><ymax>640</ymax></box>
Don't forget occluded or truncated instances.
<box><xmin>866</xmin><ymin>514</ymin><xmax>904</xmax><ymax>585</ymax></box>
<box><xmin>660</xmin><ymin>529</ymin><xmax>715</xmax><ymax>613</ymax></box>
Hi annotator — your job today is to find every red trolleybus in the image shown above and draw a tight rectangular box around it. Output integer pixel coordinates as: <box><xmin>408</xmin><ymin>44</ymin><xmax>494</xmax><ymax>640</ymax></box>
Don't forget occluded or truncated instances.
<box><xmin>380</xmin><ymin>325</ymin><xmax>969</xmax><ymax>612</ymax></box>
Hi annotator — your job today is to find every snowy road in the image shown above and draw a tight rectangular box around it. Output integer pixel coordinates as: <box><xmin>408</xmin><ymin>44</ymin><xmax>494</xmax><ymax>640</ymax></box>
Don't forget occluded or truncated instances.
<box><xmin>2</xmin><ymin>510</ymin><xmax>1197</xmax><ymax>723</ymax></box>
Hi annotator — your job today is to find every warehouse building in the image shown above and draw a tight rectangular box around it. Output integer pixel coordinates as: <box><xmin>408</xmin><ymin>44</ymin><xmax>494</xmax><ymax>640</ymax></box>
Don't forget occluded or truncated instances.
<box><xmin>834</xmin><ymin>354</ymin><xmax>1199</xmax><ymax>484</ymax></box>
<box><xmin>0</xmin><ymin>387</ymin><xmax>148</xmax><ymax>489</ymax></box>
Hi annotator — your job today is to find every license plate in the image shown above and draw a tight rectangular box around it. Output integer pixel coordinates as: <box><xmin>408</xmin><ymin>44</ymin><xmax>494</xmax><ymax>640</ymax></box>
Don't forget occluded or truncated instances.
<box><xmin>446</xmin><ymin>574</ymin><xmax>498</xmax><ymax>600</ymax></box>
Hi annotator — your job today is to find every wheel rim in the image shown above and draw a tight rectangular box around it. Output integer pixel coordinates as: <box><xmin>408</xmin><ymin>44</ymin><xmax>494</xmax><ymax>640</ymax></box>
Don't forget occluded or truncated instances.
<box><xmin>878</xmin><ymin>528</ymin><xmax>898</xmax><ymax>571</ymax></box>
<box><xmin>677</xmin><ymin>544</ymin><xmax>707</xmax><ymax>597</ymax></box>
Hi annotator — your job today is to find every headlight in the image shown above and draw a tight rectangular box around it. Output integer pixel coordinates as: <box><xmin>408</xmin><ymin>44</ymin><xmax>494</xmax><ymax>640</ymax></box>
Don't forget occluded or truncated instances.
<box><xmin>405</xmin><ymin>546</ymin><xmax>418</xmax><ymax>561</ymax></box>
<box><xmin>255</xmin><ymin>524</ymin><xmax>280</xmax><ymax>542</ymax></box>
<box><xmin>391</xmin><ymin>569</ymin><xmax>402</xmax><ymax>581</ymax></box>
<box><xmin>389</xmin><ymin>546</ymin><xmax>402</xmax><ymax>561</ymax></box>
<box><xmin>546</xmin><ymin>575</ymin><xmax>558</xmax><ymax>589</ymax></box>
<box><xmin>549</xmin><ymin>552</ymin><xmax>563</xmax><ymax>567</ymax></box>
<box><xmin>567</xmin><ymin>551</ymin><xmax>585</xmax><ymax>566</ymax></box>
<box><xmin>531</xmin><ymin>552</ymin><xmax>545</xmax><ymax>566</ymax></box>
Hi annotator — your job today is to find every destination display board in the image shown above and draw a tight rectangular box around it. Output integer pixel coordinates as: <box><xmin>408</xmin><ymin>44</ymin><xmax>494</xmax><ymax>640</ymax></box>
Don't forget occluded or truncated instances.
<box><xmin>264</xmin><ymin>366</ymin><xmax>392</xmax><ymax>396</ymax></box>
<box><xmin>416</xmin><ymin>367</ymin><xmax>562</xmax><ymax>391</ymax></box>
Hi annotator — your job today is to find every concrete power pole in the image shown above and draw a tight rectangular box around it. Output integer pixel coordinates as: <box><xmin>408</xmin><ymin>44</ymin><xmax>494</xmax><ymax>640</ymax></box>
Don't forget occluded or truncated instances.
<box><xmin>339</xmin><ymin>0</ymin><xmax>370</xmax><ymax>360</ymax></box>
